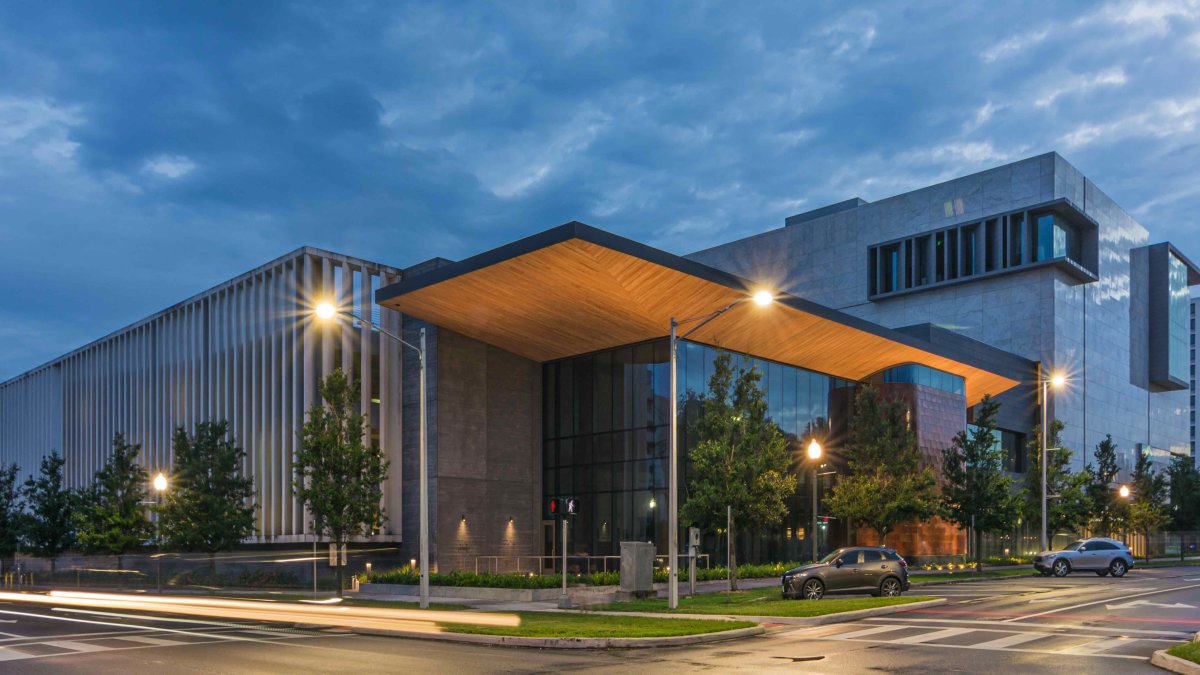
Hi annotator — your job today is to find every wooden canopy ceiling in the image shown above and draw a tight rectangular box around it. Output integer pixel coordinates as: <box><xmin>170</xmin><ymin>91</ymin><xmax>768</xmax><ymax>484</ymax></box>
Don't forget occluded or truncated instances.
<box><xmin>377</xmin><ymin>222</ymin><xmax>1019</xmax><ymax>405</ymax></box>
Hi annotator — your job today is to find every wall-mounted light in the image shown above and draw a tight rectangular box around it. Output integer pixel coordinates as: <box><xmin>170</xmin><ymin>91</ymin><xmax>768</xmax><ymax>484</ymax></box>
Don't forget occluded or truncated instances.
<box><xmin>508</xmin><ymin>516</ymin><xmax>514</xmax><ymax>524</ymax></box>
<box><xmin>461</xmin><ymin>515</ymin><xmax>467</xmax><ymax>523</ymax></box>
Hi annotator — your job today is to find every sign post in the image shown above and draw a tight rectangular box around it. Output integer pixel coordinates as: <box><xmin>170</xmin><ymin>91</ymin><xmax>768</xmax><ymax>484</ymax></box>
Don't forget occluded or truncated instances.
<box><xmin>549</xmin><ymin>496</ymin><xmax>579</xmax><ymax>609</ymax></box>
<box><xmin>688</xmin><ymin>527</ymin><xmax>699</xmax><ymax>597</ymax></box>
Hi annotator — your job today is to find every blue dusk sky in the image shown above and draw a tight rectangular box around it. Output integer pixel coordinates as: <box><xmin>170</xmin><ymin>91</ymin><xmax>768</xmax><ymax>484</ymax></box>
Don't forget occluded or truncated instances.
<box><xmin>2</xmin><ymin>1</ymin><xmax>1200</xmax><ymax>379</ymax></box>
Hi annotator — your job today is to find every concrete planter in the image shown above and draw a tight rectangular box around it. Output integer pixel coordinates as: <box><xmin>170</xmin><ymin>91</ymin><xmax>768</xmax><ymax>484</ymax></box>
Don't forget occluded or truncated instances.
<box><xmin>359</xmin><ymin>582</ymin><xmax>621</xmax><ymax>602</ymax></box>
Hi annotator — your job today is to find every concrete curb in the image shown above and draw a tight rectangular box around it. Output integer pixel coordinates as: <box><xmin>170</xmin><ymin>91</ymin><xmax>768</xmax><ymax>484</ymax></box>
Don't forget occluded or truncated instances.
<box><xmin>547</xmin><ymin>597</ymin><xmax>948</xmax><ymax>626</ymax></box>
<box><xmin>1151</xmin><ymin>650</ymin><xmax>1200</xmax><ymax>674</ymax></box>
<box><xmin>348</xmin><ymin>624</ymin><xmax>765</xmax><ymax>649</ymax></box>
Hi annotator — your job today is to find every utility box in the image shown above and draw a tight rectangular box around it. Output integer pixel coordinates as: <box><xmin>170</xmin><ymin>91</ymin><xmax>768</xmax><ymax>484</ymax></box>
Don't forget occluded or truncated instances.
<box><xmin>618</xmin><ymin>541</ymin><xmax>656</xmax><ymax>600</ymax></box>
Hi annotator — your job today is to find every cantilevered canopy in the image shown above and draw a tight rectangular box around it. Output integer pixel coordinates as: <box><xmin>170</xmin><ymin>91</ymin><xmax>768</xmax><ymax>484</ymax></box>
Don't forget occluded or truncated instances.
<box><xmin>377</xmin><ymin>222</ymin><xmax>1019</xmax><ymax>404</ymax></box>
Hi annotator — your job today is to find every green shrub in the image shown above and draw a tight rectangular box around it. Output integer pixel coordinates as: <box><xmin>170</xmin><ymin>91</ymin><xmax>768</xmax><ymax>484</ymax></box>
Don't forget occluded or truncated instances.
<box><xmin>365</xmin><ymin>561</ymin><xmax>805</xmax><ymax>589</ymax></box>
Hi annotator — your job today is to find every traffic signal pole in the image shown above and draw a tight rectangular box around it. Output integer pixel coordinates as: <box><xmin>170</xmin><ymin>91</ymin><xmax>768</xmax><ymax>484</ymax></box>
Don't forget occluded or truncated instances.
<box><xmin>558</xmin><ymin>518</ymin><xmax>569</xmax><ymax>609</ymax></box>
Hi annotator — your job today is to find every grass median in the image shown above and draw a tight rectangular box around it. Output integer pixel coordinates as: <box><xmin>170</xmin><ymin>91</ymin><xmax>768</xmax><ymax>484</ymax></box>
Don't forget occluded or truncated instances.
<box><xmin>1167</xmin><ymin>640</ymin><xmax>1200</xmax><ymax>664</ymax></box>
<box><xmin>441</xmin><ymin>612</ymin><xmax>755</xmax><ymax>638</ymax></box>
<box><xmin>600</xmin><ymin>586</ymin><xmax>933</xmax><ymax>617</ymax></box>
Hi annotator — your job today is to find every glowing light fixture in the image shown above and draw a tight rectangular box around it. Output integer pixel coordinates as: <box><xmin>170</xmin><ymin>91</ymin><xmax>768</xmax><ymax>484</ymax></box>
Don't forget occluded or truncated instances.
<box><xmin>315</xmin><ymin>302</ymin><xmax>336</xmax><ymax>320</ymax></box>
<box><xmin>153</xmin><ymin>472</ymin><xmax>168</xmax><ymax>492</ymax></box>
<box><xmin>753</xmin><ymin>290</ymin><xmax>774</xmax><ymax>306</ymax></box>
<box><xmin>806</xmin><ymin>439</ymin><xmax>822</xmax><ymax>461</ymax></box>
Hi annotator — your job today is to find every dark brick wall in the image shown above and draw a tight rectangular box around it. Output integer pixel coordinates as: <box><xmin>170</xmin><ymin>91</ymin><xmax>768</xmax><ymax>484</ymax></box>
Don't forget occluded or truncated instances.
<box><xmin>430</xmin><ymin>329</ymin><xmax>542</xmax><ymax>572</ymax></box>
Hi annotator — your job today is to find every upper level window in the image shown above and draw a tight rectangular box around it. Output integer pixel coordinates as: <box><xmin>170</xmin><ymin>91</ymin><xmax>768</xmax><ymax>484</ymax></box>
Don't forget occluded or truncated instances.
<box><xmin>1036</xmin><ymin>214</ymin><xmax>1081</xmax><ymax>263</ymax></box>
<box><xmin>869</xmin><ymin>363</ymin><xmax>964</xmax><ymax>396</ymax></box>
<box><xmin>1169</xmin><ymin>251</ymin><xmax>1190</xmax><ymax>382</ymax></box>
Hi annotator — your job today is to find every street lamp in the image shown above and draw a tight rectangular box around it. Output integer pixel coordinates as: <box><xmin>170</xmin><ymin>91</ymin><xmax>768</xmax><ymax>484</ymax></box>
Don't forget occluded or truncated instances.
<box><xmin>668</xmin><ymin>289</ymin><xmax>774</xmax><ymax>609</ymax></box>
<box><xmin>1040</xmin><ymin>371</ymin><xmax>1066</xmax><ymax>552</ymax></box>
<box><xmin>1118</xmin><ymin>484</ymin><xmax>1131</xmax><ymax>499</ymax></box>
<box><xmin>153</xmin><ymin>472</ymin><xmax>167</xmax><ymax>594</ymax></box>
<box><xmin>806</xmin><ymin>440</ymin><xmax>822</xmax><ymax>564</ymax></box>
<box><xmin>314</xmin><ymin>300</ymin><xmax>430</xmax><ymax>609</ymax></box>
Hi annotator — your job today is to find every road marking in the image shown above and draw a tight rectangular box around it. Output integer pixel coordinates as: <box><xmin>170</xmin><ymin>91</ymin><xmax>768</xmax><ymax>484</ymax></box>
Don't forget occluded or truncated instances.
<box><xmin>42</xmin><ymin>640</ymin><xmax>111</xmax><ymax>653</ymax></box>
<box><xmin>806</xmin><ymin>629</ymin><xmax>1149</xmax><ymax>660</ymax></box>
<box><xmin>0</xmin><ymin>647</ymin><xmax>29</xmax><ymax>662</ymax></box>
<box><xmin>1002</xmin><ymin>582</ymin><xmax>1200</xmax><ymax>622</ymax></box>
<box><xmin>964</xmin><ymin>632</ymin><xmax>1051</xmax><ymax>649</ymax></box>
<box><xmin>1106</xmin><ymin>599</ymin><xmax>1196</xmax><ymax>610</ymax></box>
<box><xmin>1061</xmin><ymin>637</ymin><xmax>1135</xmax><ymax>655</ymax></box>
<box><xmin>890</xmin><ymin>627</ymin><xmax>974</xmax><ymax>644</ymax></box>
<box><xmin>116</xmin><ymin>636</ymin><xmax>185</xmax><ymax>646</ymax></box>
<box><xmin>860</xmin><ymin>616</ymin><xmax>1194</xmax><ymax>638</ymax></box>
<box><xmin>828</xmin><ymin>625</ymin><xmax>915</xmax><ymax>640</ymax></box>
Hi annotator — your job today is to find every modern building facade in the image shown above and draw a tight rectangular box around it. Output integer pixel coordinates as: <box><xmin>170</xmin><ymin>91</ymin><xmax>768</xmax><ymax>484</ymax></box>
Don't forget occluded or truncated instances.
<box><xmin>1</xmin><ymin>151</ymin><xmax>1195</xmax><ymax>572</ymax></box>
<box><xmin>0</xmin><ymin>247</ymin><xmax>404</xmax><ymax>543</ymax></box>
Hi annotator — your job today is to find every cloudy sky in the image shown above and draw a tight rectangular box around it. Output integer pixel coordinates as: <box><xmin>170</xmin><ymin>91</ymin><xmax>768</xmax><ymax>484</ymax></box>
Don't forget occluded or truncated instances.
<box><xmin>2</xmin><ymin>1</ymin><xmax>1200</xmax><ymax>379</ymax></box>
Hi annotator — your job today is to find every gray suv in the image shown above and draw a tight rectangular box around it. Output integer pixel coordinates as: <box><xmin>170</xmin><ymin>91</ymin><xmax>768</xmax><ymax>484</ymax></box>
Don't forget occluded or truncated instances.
<box><xmin>782</xmin><ymin>546</ymin><xmax>910</xmax><ymax>600</ymax></box>
<box><xmin>1033</xmin><ymin>537</ymin><xmax>1134</xmax><ymax>578</ymax></box>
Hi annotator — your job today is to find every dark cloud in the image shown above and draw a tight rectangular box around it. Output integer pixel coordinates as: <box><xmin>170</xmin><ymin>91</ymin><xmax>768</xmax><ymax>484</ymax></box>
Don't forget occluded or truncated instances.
<box><xmin>3</xmin><ymin>0</ymin><xmax>1200</xmax><ymax>378</ymax></box>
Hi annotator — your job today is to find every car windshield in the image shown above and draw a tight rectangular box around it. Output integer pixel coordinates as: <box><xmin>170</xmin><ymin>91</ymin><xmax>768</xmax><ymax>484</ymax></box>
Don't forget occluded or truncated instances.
<box><xmin>819</xmin><ymin>548</ymin><xmax>848</xmax><ymax>564</ymax></box>
<box><xmin>1063</xmin><ymin>541</ymin><xmax>1084</xmax><ymax>551</ymax></box>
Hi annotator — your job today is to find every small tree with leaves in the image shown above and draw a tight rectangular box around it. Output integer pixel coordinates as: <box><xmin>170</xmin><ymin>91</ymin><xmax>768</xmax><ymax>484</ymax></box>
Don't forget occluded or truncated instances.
<box><xmin>73</xmin><ymin>433</ymin><xmax>151</xmax><ymax>569</ymax></box>
<box><xmin>22</xmin><ymin>451</ymin><xmax>74</xmax><ymax>573</ymax></box>
<box><xmin>1127</xmin><ymin>450</ymin><xmax>1169</xmax><ymax>563</ymax></box>
<box><xmin>1086</xmin><ymin>435</ymin><xmax>1123</xmax><ymax>537</ymax></box>
<box><xmin>0</xmin><ymin>464</ymin><xmax>22</xmax><ymax>572</ymax></box>
<box><xmin>941</xmin><ymin>396</ymin><xmax>1018</xmax><ymax>565</ymax></box>
<box><xmin>160</xmin><ymin>420</ymin><xmax>258</xmax><ymax>576</ymax></box>
<box><xmin>681</xmin><ymin>351</ymin><xmax>795</xmax><ymax>590</ymax></box>
<box><xmin>826</xmin><ymin>386</ymin><xmax>940</xmax><ymax>548</ymax></box>
<box><xmin>1166</xmin><ymin>455</ymin><xmax>1200</xmax><ymax>560</ymax></box>
<box><xmin>295</xmin><ymin>369</ymin><xmax>388</xmax><ymax>596</ymax></box>
<box><xmin>1021</xmin><ymin>420</ymin><xmax>1091</xmax><ymax>547</ymax></box>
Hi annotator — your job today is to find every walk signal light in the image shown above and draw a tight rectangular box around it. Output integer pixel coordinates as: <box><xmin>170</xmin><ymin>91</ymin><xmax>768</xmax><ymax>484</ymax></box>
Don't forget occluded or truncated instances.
<box><xmin>545</xmin><ymin>497</ymin><xmax>579</xmax><ymax>518</ymax></box>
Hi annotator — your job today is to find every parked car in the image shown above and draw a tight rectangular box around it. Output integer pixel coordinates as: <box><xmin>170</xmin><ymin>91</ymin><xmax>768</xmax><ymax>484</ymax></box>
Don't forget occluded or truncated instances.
<box><xmin>1033</xmin><ymin>538</ymin><xmax>1134</xmax><ymax>578</ymax></box>
<box><xmin>782</xmin><ymin>546</ymin><xmax>910</xmax><ymax>600</ymax></box>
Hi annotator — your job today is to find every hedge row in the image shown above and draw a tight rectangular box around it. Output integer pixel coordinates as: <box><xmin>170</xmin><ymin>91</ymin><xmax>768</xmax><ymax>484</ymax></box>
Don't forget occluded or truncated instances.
<box><xmin>364</xmin><ymin>561</ymin><xmax>806</xmax><ymax>588</ymax></box>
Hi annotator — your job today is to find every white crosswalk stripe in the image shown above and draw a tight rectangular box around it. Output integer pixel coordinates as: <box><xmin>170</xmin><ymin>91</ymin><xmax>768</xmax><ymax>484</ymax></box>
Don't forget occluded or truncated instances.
<box><xmin>809</xmin><ymin>623</ymin><xmax>1169</xmax><ymax>660</ymax></box>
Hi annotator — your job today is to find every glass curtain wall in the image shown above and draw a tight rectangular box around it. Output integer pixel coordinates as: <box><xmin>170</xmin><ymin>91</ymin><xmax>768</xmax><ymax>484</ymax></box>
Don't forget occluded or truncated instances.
<box><xmin>542</xmin><ymin>338</ymin><xmax>854</xmax><ymax>563</ymax></box>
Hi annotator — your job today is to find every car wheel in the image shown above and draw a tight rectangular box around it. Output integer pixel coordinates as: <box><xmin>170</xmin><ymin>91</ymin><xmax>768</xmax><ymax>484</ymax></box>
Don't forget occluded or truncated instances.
<box><xmin>1052</xmin><ymin>559</ymin><xmax>1071</xmax><ymax>577</ymax></box>
<box><xmin>1096</xmin><ymin>570</ymin><xmax>1108</xmax><ymax>576</ymax></box>
<box><xmin>879</xmin><ymin>577</ymin><xmax>903</xmax><ymax>597</ymax></box>
<box><xmin>802</xmin><ymin>578</ymin><xmax>825</xmax><ymax>600</ymax></box>
<box><xmin>1109</xmin><ymin>559</ymin><xmax>1127</xmax><ymax>578</ymax></box>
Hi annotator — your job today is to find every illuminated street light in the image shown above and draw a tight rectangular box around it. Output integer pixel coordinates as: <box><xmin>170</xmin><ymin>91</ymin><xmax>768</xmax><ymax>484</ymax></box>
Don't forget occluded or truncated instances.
<box><xmin>668</xmin><ymin>290</ymin><xmax>774</xmax><ymax>609</ymax></box>
<box><xmin>1040</xmin><ymin>371</ymin><xmax>1066</xmax><ymax>552</ymax></box>
<box><xmin>313</xmin><ymin>301</ymin><xmax>430</xmax><ymax>608</ymax></box>
<box><xmin>806</xmin><ymin>440</ymin><xmax>822</xmax><ymax>564</ymax></box>
<box><xmin>1119</xmin><ymin>484</ymin><xmax>1131</xmax><ymax>499</ymax></box>
<box><xmin>153</xmin><ymin>472</ymin><xmax>168</xmax><ymax>492</ymax></box>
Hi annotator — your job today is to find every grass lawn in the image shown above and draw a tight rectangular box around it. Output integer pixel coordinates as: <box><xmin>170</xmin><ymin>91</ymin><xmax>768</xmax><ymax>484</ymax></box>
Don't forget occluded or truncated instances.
<box><xmin>441</xmin><ymin>612</ymin><xmax>755</xmax><ymax>638</ymax></box>
<box><xmin>1167</xmin><ymin>640</ymin><xmax>1200</xmax><ymax>663</ymax></box>
<box><xmin>600</xmin><ymin>586</ymin><xmax>933</xmax><ymax>617</ymax></box>
<box><xmin>1136</xmin><ymin>559</ymin><xmax>1200</xmax><ymax>568</ymax></box>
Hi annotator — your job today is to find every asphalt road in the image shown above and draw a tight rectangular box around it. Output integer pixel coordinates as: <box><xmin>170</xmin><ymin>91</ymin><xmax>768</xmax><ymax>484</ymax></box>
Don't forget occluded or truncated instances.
<box><xmin>0</xmin><ymin>565</ymin><xmax>1197</xmax><ymax>673</ymax></box>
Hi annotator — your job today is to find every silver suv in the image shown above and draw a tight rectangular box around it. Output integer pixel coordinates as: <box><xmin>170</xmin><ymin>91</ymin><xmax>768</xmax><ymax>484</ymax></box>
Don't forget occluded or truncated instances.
<box><xmin>1033</xmin><ymin>537</ymin><xmax>1134</xmax><ymax>578</ymax></box>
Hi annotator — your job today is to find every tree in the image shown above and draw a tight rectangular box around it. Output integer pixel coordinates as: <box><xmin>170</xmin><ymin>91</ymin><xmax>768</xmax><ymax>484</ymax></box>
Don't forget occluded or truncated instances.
<box><xmin>681</xmin><ymin>351</ymin><xmax>796</xmax><ymax>590</ymax></box>
<box><xmin>941</xmin><ymin>396</ymin><xmax>1018</xmax><ymax>564</ymax></box>
<box><xmin>826</xmin><ymin>386</ymin><xmax>940</xmax><ymax>547</ymax></box>
<box><xmin>1021</xmin><ymin>420</ymin><xmax>1090</xmax><ymax>547</ymax></box>
<box><xmin>0</xmin><ymin>464</ymin><xmax>22</xmax><ymax>571</ymax></box>
<box><xmin>1128</xmin><ymin>450</ymin><xmax>1169</xmax><ymax>563</ymax></box>
<box><xmin>1166</xmin><ymin>455</ymin><xmax>1200</xmax><ymax>560</ymax></box>
<box><xmin>22</xmin><ymin>451</ymin><xmax>74</xmax><ymax>573</ymax></box>
<box><xmin>294</xmin><ymin>369</ymin><xmax>388</xmax><ymax>596</ymax></box>
<box><xmin>1086</xmin><ymin>435</ymin><xmax>1123</xmax><ymax>537</ymax></box>
<box><xmin>160</xmin><ymin>420</ymin><xmax>257</xmax><ymax>576</ymax></box>
<box><xmin>74</xmin><ymin>433</ymin><xmax>151</xmax><ymax>569</ymax></box>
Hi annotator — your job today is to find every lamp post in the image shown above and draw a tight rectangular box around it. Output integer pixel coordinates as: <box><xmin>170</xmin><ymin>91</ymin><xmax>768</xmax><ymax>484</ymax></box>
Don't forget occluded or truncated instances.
<box><xmin>315</xmin><ymin>301</ymin><xmax>430</xmax><ymax>609</ymax></box>
<box><xmin>668</xmin><ymin>289</ymin><xmax>773</xmax><ymax>609</ymax></box>
<box><xmin>806</xmin><ymin>440</ymin><xmax>822</xmax><ymax>563</ymax></box>
<box><xmin>1040</xmin><ymin>372</ymin><xmax>1065</xmax><ymax>552</ymax></box>
<box><xmin>1118</xmin><ymin>484</ymin><xmax>1130</xmax><ymax>499</ymax></box>
<box><xmin>153</xmin><ymin>472</ymin><xmax>168</xmax><ymax>594</ymax></box>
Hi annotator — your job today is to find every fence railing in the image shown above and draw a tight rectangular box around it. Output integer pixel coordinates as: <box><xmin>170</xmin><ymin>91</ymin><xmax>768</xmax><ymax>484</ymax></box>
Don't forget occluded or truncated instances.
<box><xmin>474</xmin><ymin>554</ymin><xmax>712</xmax><ymax>575</ymax></box>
